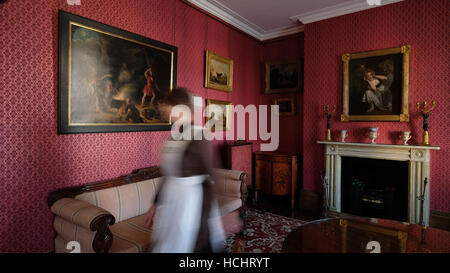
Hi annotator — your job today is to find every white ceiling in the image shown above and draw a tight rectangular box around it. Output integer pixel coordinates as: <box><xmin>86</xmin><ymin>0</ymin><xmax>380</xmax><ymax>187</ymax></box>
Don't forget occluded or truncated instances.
<box><xmin>187</xmin><ymin>0</ymin><xmax>404</xmax><ymax>41</ymax></box>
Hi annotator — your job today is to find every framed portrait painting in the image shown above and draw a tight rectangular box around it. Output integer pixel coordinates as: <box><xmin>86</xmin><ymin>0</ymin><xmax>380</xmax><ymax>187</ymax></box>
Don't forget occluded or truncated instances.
<box><xmin>341</xmin><ymin>45</ymin><xmax>410</xmax><ymax>122</ymax></box>
<box><xmin>265</xmin><ymin>59</ymin><xmax>302</xmax><ymax>93</ymax></box>
<box><xmin>274</xmin><ymin>97</ymin><xmax>296</xmax><ymax>116</ymax></box>
<box><xmin>205</xmin><ymin>99</ymin><xmax>232</xmax><ymax>131</ymax></box>
<box><xmin>58</xmin><ymin>10</ymin><xmax>177</xmax><ymax>134</ymax></box>
<box><xmin>205</xmin><ymin>50</ymin><xmax>233</xmax><ymax>92</ymax></box>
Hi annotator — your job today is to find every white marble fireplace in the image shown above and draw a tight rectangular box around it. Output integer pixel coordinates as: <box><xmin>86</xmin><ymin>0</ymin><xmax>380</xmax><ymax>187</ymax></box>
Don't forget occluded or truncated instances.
<box><xmin>317</xmin><ymin>141</ymin><xmax>440</xmax><ymax>225</ymax></box>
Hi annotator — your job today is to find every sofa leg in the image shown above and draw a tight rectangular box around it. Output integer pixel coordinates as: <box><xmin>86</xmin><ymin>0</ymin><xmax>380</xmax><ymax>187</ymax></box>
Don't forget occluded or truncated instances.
<box><xmin>231</xmin><ymin>209</ymin><xmax>247</xmax><ymax>253</ymax></box>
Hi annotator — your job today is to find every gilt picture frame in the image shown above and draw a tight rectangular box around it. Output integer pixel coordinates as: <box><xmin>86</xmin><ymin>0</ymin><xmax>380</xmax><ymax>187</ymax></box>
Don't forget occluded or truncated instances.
<box><xmin>205</xmin><ymin>50</ymin><xmax>233</xmax><ymax>92</ymax></box>
<box><xmin>341</xmin><ymin>45</ymin><xmax>410</xmax><ymax>122</ymax></box>
<box><xmin>274</xmin><ymin>97</ymin><xmax>296</xmax><ymax>116</ymax></box>
<box><xmin>265</xmin><ymin>59</ymin><xmax>302</xmax><ymax>93</ymax></box>
<box><xmin>58</xmin><ymin>10</ymin><xmax>177</xmax><ymax>134</ymax></box>
<box><xmin>205</xmin><ymin>99</ymin><xmax>232</xmax><ymax>131</ymax></box>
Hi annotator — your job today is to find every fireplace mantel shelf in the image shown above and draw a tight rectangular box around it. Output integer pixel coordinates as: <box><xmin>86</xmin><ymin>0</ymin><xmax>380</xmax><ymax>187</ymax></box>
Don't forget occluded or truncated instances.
<box><xmin>317</xmin><ymin>141</ymin><xmax>440</xmax><ymax>150</ymax></box>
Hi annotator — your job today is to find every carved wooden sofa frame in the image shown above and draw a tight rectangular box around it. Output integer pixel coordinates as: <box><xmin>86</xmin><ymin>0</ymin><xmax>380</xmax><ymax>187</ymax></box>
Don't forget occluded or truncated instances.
<box><xmin>48</xmin><ymin>166</ymin><xmax>248</xmax><ymax>253</ymax></box>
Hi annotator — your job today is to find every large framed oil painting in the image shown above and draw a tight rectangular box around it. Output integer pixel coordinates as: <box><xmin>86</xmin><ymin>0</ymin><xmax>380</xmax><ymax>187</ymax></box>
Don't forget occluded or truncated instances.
<box><xmin>265</xmin><ymin>59</ymin><xmax>302</xmax><ymax>93</ymax></box>
<box><xmin>205</xmin><ymin>50</ymin><xmax>233</xmax><ymax>92</ymax></box>
<box><xmin>205</xmin><ymin>99</ymin><xmax>232</xmax><ymax>131</ymax></box>
<box><xmin>341</xmin><ymin>45</ymin><xmax>410</xmax><ymax>122</ymax></box>
<box><xmin>58</xmin><ymin>10</ymin><xmax>177</xmax><ymax>133</ymax></box>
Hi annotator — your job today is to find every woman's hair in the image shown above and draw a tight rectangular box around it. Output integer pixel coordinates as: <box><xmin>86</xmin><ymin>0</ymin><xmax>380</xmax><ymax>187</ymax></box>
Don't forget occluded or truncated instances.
<box><xmin>163</xmin><ymin>87</ymin><xmax>193</xmax><ymax>108</ymax></box>
<box><xmin>365</xmin><ymin>68</ymin><xmax>375</xmax><ymax>75</ymax></box>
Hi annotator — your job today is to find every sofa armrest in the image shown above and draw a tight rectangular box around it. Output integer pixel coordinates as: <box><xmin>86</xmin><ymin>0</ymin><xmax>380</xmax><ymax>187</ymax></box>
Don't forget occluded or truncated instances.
<box><xmin>212</xmin><ymin>169</ymin><xmax>248</xmax><ymax>208</ymax></box>
<box><xmin>51</xmin><ymin>198</ymin><xmax>115</xmax><ymax>253</ymax></box>
<box><xmin>53</xmin><ymin>216</ymin><xmax>96</xmax><ymax>253</ymax></box>
<box><xmin>51</xmin><ymin>198</ymin><xmax>115</xmax><ymax>231</ymax></box>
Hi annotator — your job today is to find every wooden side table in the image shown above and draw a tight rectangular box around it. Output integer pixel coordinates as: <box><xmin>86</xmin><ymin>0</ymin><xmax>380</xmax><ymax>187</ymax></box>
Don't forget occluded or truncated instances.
<box><xmin>254</xmin><ymin>152</ymin><xmax>298</xmax><ymax>211</ymax></box>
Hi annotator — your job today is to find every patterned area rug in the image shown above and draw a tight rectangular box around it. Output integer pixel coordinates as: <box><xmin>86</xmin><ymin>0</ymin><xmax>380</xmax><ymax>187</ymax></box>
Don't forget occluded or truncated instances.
<box><xmin>226</xmin><ymin>208</ymin><xmax>306</xmax><ymax>253</ymax></box>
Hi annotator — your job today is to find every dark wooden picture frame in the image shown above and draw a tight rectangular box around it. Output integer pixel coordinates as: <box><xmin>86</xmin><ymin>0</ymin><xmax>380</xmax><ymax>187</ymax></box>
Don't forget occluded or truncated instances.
<box><xmin>341</xmin><ymin>45</ymin><xmax>410</xmax><ymax>122</ymax></box>
<box><xmin>58</xmin><ymin>10</ymin><xmax>177</xmax><ymax>134</ymax></box>
<box><xmin>265</xmin><ymin>59</ymin><xmax>302</xmax><ymax>93</ymax></box>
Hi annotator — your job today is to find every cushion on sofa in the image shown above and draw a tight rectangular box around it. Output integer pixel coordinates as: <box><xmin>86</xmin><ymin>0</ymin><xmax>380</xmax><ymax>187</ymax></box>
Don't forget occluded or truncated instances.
<box><xmin>75</xmin><ymin>177</ymin><xmax>163</xmax><ymax>222</ymax></box>
<box><xmin>216</xmin><ymin>195</ymin><xmax>242</xmax><ymax>216</ymax></box>
<box><xmin>109</xmin><ymin>214</ymin><xmax>152</xmax><ymax>253</ymax></box>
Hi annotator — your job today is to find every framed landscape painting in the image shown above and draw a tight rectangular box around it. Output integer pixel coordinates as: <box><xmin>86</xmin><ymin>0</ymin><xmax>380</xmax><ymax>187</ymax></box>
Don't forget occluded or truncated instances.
<box><xmin>205</xmin><ymin>50</ymin><xmax>233</xmax><ymax>92</ymax></box>
<box><xmin>205</xmin><ymin>99</ymin><xmax>232</xmax><ymax>131</ymax></box>
<box><xmin>58</xmin><ymin>10</ymin><xmax>177</xmax><ymax>133</ymax></box>
<box><xmin>341</xmin><ymin>45</ymin><xmax>410</xmax><ymax>122</ymax></box>
<box><xmin>265</xmin><ymin>59</ymin><xmax>302</xmax><ymax>93</ymax></box>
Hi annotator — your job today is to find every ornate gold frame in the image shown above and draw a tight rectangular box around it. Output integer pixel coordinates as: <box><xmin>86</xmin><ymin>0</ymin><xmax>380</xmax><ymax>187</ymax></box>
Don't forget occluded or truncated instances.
<box><xmin>205</xmin><ymin>50</ymin><xmax>233</xmax><ymax>92</ymax></box>
<box><xmin>205</xmin><ymin>99</ymin><xmax>232</xmax><ymax>131</ymax></box>
<box><xmin>273</xmin><ymin>97</ymin><xmax>296</xmax><ymax>116</ymax></box>
<box><xmin>341</xmin><ymin>45</ymin><xmax>410</xmax><ymax>122</ymax></box>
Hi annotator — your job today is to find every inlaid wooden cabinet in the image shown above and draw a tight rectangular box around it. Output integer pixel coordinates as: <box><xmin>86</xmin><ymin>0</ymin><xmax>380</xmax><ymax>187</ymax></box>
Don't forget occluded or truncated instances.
<box><xmin>254</xmin><ymin>152</ymin><xmax>298</xmax><ymax>210</ymax></box>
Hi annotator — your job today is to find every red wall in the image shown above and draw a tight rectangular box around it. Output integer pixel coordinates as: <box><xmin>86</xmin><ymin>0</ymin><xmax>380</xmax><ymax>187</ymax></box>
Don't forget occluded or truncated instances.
<box><xmin>261</xmin><ymin>36</ymin><xmax>304</xmax><ymax>155</ymax></box>
<box><xmin>303</xmin><ymin>0</ymin><xmax>449</xmax><ymax>212</ymax></box>
<box><xmin>0</xmin><ymin>0</ymin><xmax>262</xmax><ymax>252</ymax></box>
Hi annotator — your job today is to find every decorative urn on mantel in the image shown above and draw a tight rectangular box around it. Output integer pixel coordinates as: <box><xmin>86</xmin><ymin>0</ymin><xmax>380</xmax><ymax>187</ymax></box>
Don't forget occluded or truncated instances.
<box><xmin>317</xmin><ymin>141</ymin><xmax>440</xmax><ymax>226</ymax></box>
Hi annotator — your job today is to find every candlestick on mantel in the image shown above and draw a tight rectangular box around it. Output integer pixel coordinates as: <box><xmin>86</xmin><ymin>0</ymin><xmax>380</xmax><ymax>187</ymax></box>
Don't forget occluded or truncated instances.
<box><xmin>323</xmin><ymin>105</ymin><xmax>336</xmax><ymax>141</ymax></box>
<box><xmin>416</xmin><ymin>101</ymin><xmax>436</xmax><ymax>146</ymax></box>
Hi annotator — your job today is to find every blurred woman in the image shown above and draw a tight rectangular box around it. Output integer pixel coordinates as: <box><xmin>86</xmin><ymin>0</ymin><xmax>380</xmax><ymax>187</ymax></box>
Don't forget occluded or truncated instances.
<box><xmin>145</xmin><ymin>88</ymin><xmax>242</xmax><ymax>253</ymax></box>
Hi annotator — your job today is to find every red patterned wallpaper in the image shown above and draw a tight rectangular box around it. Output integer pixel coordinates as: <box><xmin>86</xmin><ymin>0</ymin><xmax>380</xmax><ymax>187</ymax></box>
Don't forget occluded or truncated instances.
<box><xmin>303</xmin><ymin>0</ymin><xmax>450</xmax><ymax>212</ymax></box>
<box><xmin>261</xmin><ymin>36</ymin><xmax>304</xmax><ymax>155</ymax></box>
<box><xmin>0</xmin><ymin>0</ymin><xmax>262</xmax><ymax>252</ymax></box>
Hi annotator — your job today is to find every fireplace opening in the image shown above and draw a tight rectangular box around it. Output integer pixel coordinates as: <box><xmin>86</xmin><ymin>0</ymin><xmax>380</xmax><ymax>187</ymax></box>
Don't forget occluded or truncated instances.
<box><xmin>341</xmin><ymin>157</ymin><xmax>408</xmax><ymax>222</ymax></box>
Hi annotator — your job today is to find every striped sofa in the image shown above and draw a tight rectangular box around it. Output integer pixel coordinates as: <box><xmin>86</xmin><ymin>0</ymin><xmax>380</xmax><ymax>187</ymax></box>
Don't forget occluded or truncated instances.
<box><xmin>48</xmin><ymin>166</ymin><xmax>248</xmax><ymax>253</ymax></box>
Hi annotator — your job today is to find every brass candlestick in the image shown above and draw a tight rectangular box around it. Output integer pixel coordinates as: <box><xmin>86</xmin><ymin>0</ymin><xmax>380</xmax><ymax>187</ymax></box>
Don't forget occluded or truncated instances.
<box><xmin>416</xmin><ymin>101</ymin><xmax>436</xmax><ymax>146</ymax></box>
<box><xmin>323</xmin><ymin>105</ymin><xmax>336</xmax><ymax>141</ymax></box>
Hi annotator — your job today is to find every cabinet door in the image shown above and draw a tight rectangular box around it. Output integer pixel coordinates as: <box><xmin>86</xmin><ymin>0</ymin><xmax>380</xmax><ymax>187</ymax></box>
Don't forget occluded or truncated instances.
<box><xmin>255</xmin><ymin>158</ymin><xmax>272</xmax><ymax>194</ymax></box>
<box><xmin>272</xmin><ymin>161</ymin><xmax>291</xmax><ymax>196</ymax></box>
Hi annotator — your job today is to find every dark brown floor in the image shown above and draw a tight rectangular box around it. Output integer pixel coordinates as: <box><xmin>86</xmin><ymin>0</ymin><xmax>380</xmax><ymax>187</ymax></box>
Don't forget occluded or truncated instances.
<box><xmin>246</xmin><ymin>192</ymin><xmax>321</xmax><ymax>222</ymax></box>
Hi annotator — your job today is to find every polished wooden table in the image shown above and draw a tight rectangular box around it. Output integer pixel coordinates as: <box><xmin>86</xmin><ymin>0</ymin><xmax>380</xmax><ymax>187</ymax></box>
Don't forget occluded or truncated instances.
<box><xmin>281</xmin><ymin>217</ymin><xmax>450</xmax><ymax>253</ymax></box>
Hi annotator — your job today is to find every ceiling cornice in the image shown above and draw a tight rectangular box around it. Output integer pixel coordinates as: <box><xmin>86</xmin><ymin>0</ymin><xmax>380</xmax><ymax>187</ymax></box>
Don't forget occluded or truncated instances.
<box><xmin>289</xmin><ymin>0</ymin><xmax>404</xmax><ymax>24</ymax></box>
<box><xmin>186</xmin><ymin>0</ymin><xmax>304</xmax><ymax>41</ymax></box>
<box><xmin>187</xmin><ymin>0</ymin><xmax>403</xmax><ymax>41</ymax></box>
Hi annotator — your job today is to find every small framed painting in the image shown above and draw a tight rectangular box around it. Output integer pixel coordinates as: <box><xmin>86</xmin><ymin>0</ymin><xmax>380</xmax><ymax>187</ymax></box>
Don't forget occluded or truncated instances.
<box><xmin>265</xmin><ymin>59</ymin><xmax>302</xmax><ymax>93</ymax></box>
<box><xmin>341</xmin><ymin>45</ymin><xmax>410</xmax><ymax>122</ymax></box>
<box><xmin>274</xmin><ymin>97</ymin><xmax>296</xmax><ymax>116</ymax></box>
<box><xmin>205</xmin><ymin>99</ymin><xmax>232</xmax><ymax>131</ymax></box>
<box><xmin>205</xmin><ymin>50</ymin><xmax>233</xmax><ymax>92</ymax></box>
